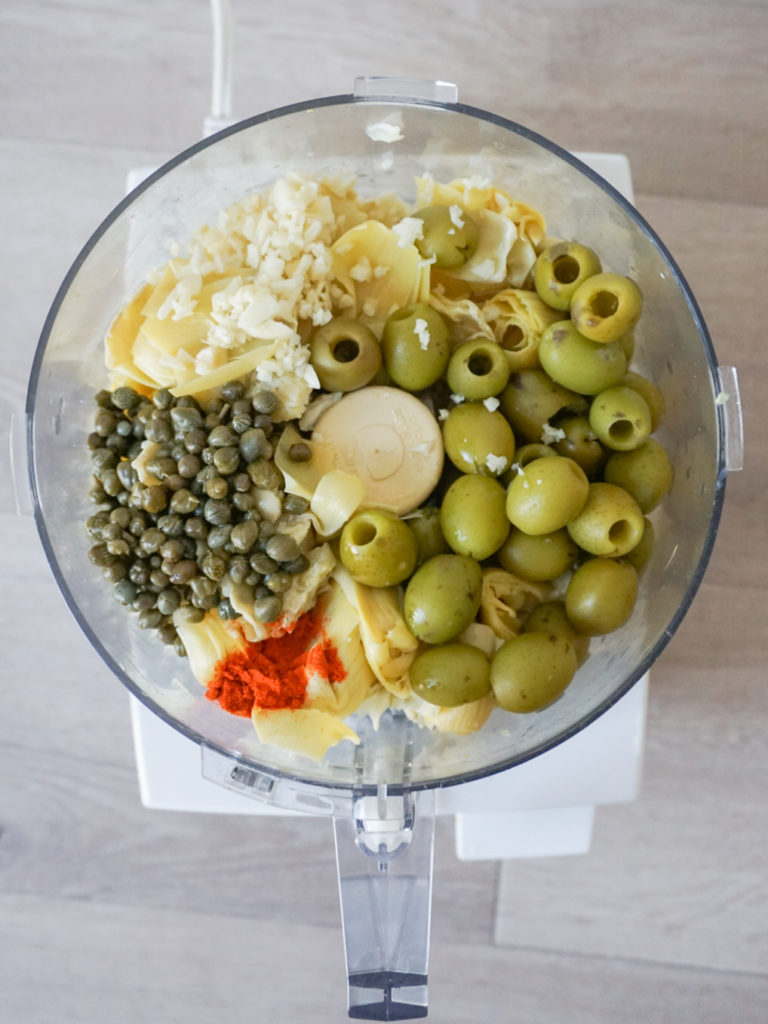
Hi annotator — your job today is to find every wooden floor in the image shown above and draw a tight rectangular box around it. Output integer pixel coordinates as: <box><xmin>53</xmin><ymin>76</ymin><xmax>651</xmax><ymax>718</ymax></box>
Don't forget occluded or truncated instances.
<box><xmin>2</xmin><ymin>1</ymin><xmax>766</xmax><ymax>1020</ymax></box>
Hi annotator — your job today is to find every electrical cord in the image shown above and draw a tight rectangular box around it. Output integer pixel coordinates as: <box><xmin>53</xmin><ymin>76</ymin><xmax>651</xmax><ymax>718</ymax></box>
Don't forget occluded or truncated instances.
<box><xmin>203</xmin><ymin>0</ymin><xmax>235</xmax><ymax>136</ymax></box>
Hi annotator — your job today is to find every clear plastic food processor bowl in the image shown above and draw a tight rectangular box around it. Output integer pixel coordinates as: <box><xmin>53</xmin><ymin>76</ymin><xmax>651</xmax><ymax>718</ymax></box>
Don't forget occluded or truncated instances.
<box><xmin>26</xmin><ymin>79</ymin><xmax>742</xmax><ymax>1020</ymax></box>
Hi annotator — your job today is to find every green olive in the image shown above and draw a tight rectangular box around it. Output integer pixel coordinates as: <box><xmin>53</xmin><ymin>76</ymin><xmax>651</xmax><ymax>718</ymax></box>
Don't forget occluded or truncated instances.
<box><xmin>621</xmin><ymin>516</ymin><xmax>655</xmax><ymax>573</ymax></box>
<box><xmin>589</xmin><ymin>385</ymin><xmax>652</xmax><ymax>451</ymax></box>
<box><xmin>382</xmin><ymin>303</ymin><xmax>451</xmax><ymax>391</ymax></box>
<box><xmin>505</xmin><ymin>455</ymin><xmax>589</xmax><ymax>535</ymax></box>
<box><xmin>621</xmin><ymin>370</ymin><xmax>665</xmax><ymax>431</ymax></box>
<box><xmin>553</xmin><ymin>414</ymin><xmax>607</xmax><ymax>479</ymax></box>
<box><xmin>440</xmin><ymin>474</ymin><xmax>510</xmax><ymax>560</ymax></box>
<box><xmin>413</xmin><ymin>204</ymin><xmax>480</xmax><ymax>269</ymax></box>
<box><xmin>442</xmin><ymin>402</ymin><xmax>516</xmax><ymax>476</ymax></box>
<box><xmin>565</xmin><ymin>557</ymin><xmax>638</xmax><ymax>635</ymax></box>
<box><xmin>310</xmin><ymin>317</ymin><xmax>382</xmax><ymax>392</ymax></box>
<box><xmin>404</xmin><ymin>554</ymin><xmax>483</xmax><ymax>644</ymax></box>
<box><xmin>410</xmin><ymin>642</ymin><xmax>491</xmax><ymax>707</ymax></box>
<box><xmin>490</xmin><ymin>631</ymin><xmax>578</xmax><ymax>712</ymax></box>
<box><xmin>339</xmin><ymin>508</ymin><xmax>418</xmax><ymax>587</ymax></box>
<box><xmin>603</xmin><ymin>438</ymin><xmax>673</xmax><ymax>512</ymax></box>
<box><xmin>566</xmin><ymin>482</ymin><xmax>645</xmax><ymax>557</ymax></box>
<box><xmin>498</xmin><ymin>526</ymin><xmax>578</xmax><ymax>582</ymax></box>
<box><xmin>499</xmin><ymin>368</ymin><xmax>587</xmax><ymax>444</ymax></box>
<box><xmin>446</xmin><ymin>337</ymin><xmax>510</xmax><ymax>399</ymax></box>
<box><xmin>570</xmin><ymin>272</ymin><xmax>643</xmax><ymax>343</ymax></box>
<box><xmin>406</xmin><ymin>506</ymin><xmax>449</xmax><ymax>566</ymax></box>
<box><xmin>523</xmin><ymin>601</ymin><xmax>590</xmax><ymax>666</ymax></box>
<box><xmin>538</xmin><ymin>321</ymin><xmax>628</xmax><ymax>396</ymax></box>
<box><xmin>533</xmin><ymin>240</ymin><xmax>602</xmax><ymax>311</ymax></box>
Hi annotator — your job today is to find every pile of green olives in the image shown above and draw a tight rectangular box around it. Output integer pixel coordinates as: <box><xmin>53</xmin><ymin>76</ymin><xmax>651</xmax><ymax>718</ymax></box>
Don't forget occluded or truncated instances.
<box><xmin>309</xmin><ymin>225</ymin><xmax>672</xmax><ymax>719</ymax></box>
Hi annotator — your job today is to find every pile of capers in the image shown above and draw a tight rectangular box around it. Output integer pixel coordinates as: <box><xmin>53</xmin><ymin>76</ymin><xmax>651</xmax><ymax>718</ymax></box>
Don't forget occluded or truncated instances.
<box><xmin>85</xmin><ymin>379</ymin><xmax>312</xmax><ymax>653</ymax></box>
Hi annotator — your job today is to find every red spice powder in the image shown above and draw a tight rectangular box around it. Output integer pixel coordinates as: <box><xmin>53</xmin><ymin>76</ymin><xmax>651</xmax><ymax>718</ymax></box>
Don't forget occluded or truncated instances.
<box><xmin>206</xmin><ymin>601</ymin><xmax>347</xmax><ymax>716</ymax></box>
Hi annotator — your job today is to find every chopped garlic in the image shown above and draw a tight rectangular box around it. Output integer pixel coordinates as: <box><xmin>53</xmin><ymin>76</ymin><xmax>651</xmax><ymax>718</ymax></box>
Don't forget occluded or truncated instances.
<box><xmin>483</xmin><ymin>396</ymin><xmax>501</xmax><ymax>412</ymax></box>
<box><xmin>540</xmin><ymin>422</ymin><xmax>566</xmax><ymax>444</ymax></box>
<box><xmin>392</xmin><ymin>217</ymin><xmax>424</xmax><ymax>248</ymax></box>
<box><xmin>414</xmin><ymin>318</ymin><xmax>431</xmax><ymax>350</ymax></box>
<box><xmin>449</xmin><ymin>204</ymin><xmax>465</xmax><ymax>229</ymax></box>
<box><xmin>485</xmin><ymin>453</ymin><xmax>509</xmax><ymax>474</ymax></box>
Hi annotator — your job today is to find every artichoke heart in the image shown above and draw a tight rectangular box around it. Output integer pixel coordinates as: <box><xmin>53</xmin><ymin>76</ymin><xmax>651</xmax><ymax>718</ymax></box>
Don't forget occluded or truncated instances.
<box><xmin>479</xmin><ymin>567</ymin><xmax>549</xmax><ymax>641</ymax></box>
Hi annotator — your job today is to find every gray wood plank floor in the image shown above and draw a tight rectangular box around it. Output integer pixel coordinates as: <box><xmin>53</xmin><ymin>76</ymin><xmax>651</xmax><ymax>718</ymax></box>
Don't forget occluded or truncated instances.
<box><xmin>2</xmin><ymin>1</ymin><xmax>766</xmax><ymax>1020</ymax></box>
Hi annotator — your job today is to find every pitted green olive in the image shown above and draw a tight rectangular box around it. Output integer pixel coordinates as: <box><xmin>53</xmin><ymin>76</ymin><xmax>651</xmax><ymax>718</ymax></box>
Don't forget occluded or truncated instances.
<box><xmin>538</xmin><ymin>321</ymin><xmax>628</xmax><ymax>396</ymax></box>
<box><xmin>499</xmin><ymin>368</ymin><xmax>587</xmax><ymax>444</ymax></box>
<box><xmin>406</xmin><ymin>507</ymin><xmax>449</xmax><ymax>566</ymax></box>
<box><xmin>566</xmin><ymin>481</ymin><xmax>645</xmax><ymax>557</ymax></box>
<box><xmin>490</xmin><ymin>631</ymin><xmax>578</xmax><ymax>712</ymax></box>
<box><xmin>382</xmin><ymin>303</ymin><xmax>451</xmax><ymax>391</ymax></box>
<box><xmin>446</xmin><ymin>337</ymin><xmax>510</xmax><ymax>399</ymax></box>
<box><xmin>498</xmin><ymin>527</ymin><xmax>578</xmax><ymax>581</ymax></box>
<box><xmin>604</xmin><ymin>438</ymin><xmax>673</xmax><ymax>512</ymax></box>
<box><xmin>553</xmin><ymin>414</ymin><xmax>607</xmax><ymax>479</ymax></box>
<box><xmin>570</xmin><ymin>272</ymin><xmax>643</xmax><ymax>343</ymax></box>
<box><xmin>339</xmin><ymin>509</ymin><xmax>417</xmax><ymax>587</ymax></box>
<box><xmin>442</xmin><ymin>402</ymin><xmax>516</xmax><ymax>476</ymax></box>
<box><xmin>621</xmin><ymin>371</ymin><xmax>665</xmax><ymax>431</ymax></box>
<box><xmin>589</xmin><ymin>385</ymin><xmax>652</xmax><ymax>451</ymax></box>
<box><xmin>565</xmin><ymin>557</ymin><xmax>638</xmax><ymax>636</ymax></box>
<box><xmin>505</xmin><ymin>455</ymin><xmax>589</xmax><ymax>535</ymax></box>
<box><xmin>413</xmin><ymin>204</ymin><xmax>480</xmax><ymax>269</ymax></box>
<box><xmin>621</xmin><ymin>516</ymin><xmax>655</xmax><ymax>573</ymax></box>
<box><xmin>310</xmin><ymin>317</ymin><xmax>382</xmax><ymax>392</ymax></box>
<box><xmin>533</xmin><ymin>240</ymin><xmax>602</xmax><ymax>311</ymax></box>
<box><xmin>410</xmin><ymin>642</ymin><xmax>491</xmax><ymax>707</ymax></box>
<box><xmin>404</xmin><ymin>554</ymin><xmax>483</xmax><ymax>644</ymax></box>
<box><xmin>523</xmin><ymin>601</ymin><xmax>590</xmax><ymax>666</ymax></box>
<box><xmin>440</xmin><ymin>474</ymin><xmax>510</xmax><ymax>560</ymax></box>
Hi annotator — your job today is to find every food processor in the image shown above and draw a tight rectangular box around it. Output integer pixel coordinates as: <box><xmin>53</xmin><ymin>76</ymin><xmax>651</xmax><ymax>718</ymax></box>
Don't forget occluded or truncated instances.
<box><xmin>24</xmin><ymin>78</ymin><xmax>743</xmax><ymax>1019</ymax></box>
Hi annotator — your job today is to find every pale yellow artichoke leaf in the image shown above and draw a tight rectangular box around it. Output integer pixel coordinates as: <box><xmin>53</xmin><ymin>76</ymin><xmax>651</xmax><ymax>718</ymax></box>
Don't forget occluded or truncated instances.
<box><xmin>251</xmin><ymin>707</ymin><xmax>360</xmax><ymax>763</ymax></box>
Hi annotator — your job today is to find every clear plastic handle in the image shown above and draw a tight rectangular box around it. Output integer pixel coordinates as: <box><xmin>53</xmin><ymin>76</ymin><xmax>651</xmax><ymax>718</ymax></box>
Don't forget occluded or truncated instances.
<box><xmin>334</xmin><ymin>788</ymin><xmax>435</xmax><ymax>1021</ymax></box>
<box><xmin>353</xmin><ymin>77</ymin><xmax>458</xmax><ymax>104</ymax></box>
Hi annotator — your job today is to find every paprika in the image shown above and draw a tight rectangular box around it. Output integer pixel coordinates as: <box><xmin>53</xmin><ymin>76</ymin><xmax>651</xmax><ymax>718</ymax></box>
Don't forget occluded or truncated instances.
<box><xmin>206</xmin><ymin>599</ymin><xmax>347</xmax><ymax>717</ymax></box>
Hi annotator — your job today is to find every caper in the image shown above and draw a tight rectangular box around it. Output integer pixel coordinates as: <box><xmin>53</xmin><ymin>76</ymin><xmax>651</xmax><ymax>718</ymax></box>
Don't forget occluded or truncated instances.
<box><xmin>91</xmin><ymin>448</ymin><xmax>118</xmax><ymax>472</ymax></box>
<box><xmin>240</xmin><ymin>428</ymin><xmax>270</xmax><ymax>463</ymax></box>
<box><xmin>106</xmin><ymin>538</ymin><xmax>131</xmax><ymax>558</ymax></box>
<box><xmin>95</xmin><ymin>389</ymin><xmax>113</xmax><ymax>407</ymax></box>
<box><xmin>133</xmin><ymin>591</ymin><xmax>157</xmax><ymax>611</ymax></box>
<box><xmin>283</xmin><ymin>493</ymin><xmax>310</xmax><ymax>514</ymax></box>
<box><xmin>114</xmin><ymin>579</ymin><xmax>138</xmax><ymax>605</ymax></box>
<box><xmin>265</xmin><ymin>533</ymin><xmax>301</xmax><ymax>563</ymax></box>
<box><xmin>116</xmin><ymin>461</ymin><xmax>137</xmax><ymax>489</ymax></box>
<box><xmin>184</xmin><ymin>428</ymin><xmax>208</xmax><ymax>454</ymax></box>
<box><xmin>184</xmin><ymin>517</ymin><xmax>207</xmax><ymax>540</ymax></box>
<box><xmin>288</xmin><ymin>442</ymin><xmax>312</xmax><ymax>463</ymax></box>
<box><xmin>207</xmin><ymin>424</ymin><xmax>237</xmax><ymax>448</ymax></box>
<box><xmin>242</xmin><ymin>463</ymin><xmax>272</xmax><ymax>493</ymax></box>
<box><xmin>213</xmin><ymin>446</ymin><xmax>240</xmax><ymax>475</ymax></box>
<box><xmin>251</xmin><ymin>389</ymin><xmax>278</xmax><ymax>415</ymax></box>
<box><xmin>137</xmin><ymin>528</ymin><xmax>163</xmax><ymax>555</ymax></box>
<box><xmin>283</xmin><ymin>554</ymin><xmax>310</xmax><ymax>575</ymax></box>
<box><xmin>169</xmin><ymin>489</ymin><xmax>199</xmax><ymax>515</ymax></box>
<box><xmin>142</xmin><ymin>486</ymin><xmax>167</xmax><ymax>514</ymax></box>
<box><xmin>177</xmin><ymin>605</ymin><xmax>205</xmax><ymax>624</ymax></box>
<box><xmin>229</xmin><ymin>556</ymin><xmax>251</xmax><ymax>583</ymax></box>
<box><xmin>158</xmin><ymin>623</ymin><xmax>179</xmax><ymax>645</ymax></box>
<box><xmin>253</xmin><ymin>594</ymin><xmax>282</xmax><ymax>623</ymax></box>
<box><xmin>204</xmin><ymin>476</ymin><xmax>229</xmax><ymax>500</ymax></box>
<box><xmin>202</xmin><ymin>498</ymin><xmax>231</xmax><ymax>526</ymax></box>
<box><xmin>94</xmin><ymin>409</ymin><xmax>118</xmax><ymax>437</ymax></box>
<box><xmin>170</xmin><ymin>406</ymin><xmax>204</xmax><ymax>434</ymax></box>
<box><xmin>157</xmin><ymin>513</ymin><xmax>184</xmax><ymax>537</ymax></box>
<box><xmin>129</xmin><ymin>562</ymin><xmax>151</xmax><ymax>586</ymax></box>
<box><xmin>89</xmin><ymin>544</ymin><xmax>110</xmax><ymax>567</ymax></box>
<box><xmin>168</xmin><ymin>560</ymin><xmax>198</xmax><ymax>585</ymax></box>
<box><xmin>104</xmin><ymin>559</ymin><xmax>128</xmax><ymax>583</ymax></box>
<box><xmin>159</xmin><ymin>539</ymin><xmax>185</xmax><ymax>563</ymax></box>
<box><xmin>205</xmin><ymin>525</ymin><xmax>230</xmax><ymax>550</ymax></box>
<box><xmin>145</xmin><ymin>457</ymin><xmax>176</xmax><ymax>481</ymax></box>
<box><xmin>144</xmin><ymin>415</ymin><xmax>173</xmax><ymax>444</ymax></box>
<box><xmin>149</xmin><ymin>568</ymin><xmax>171</xmax><ymax>590</ymax></box>
<box><xmin>249</xmin><ymin>551</ymin><xmax>278</xmax><ymax>574</ymax></box>
<box><xmin>230</xmin><ymin>520</ymin><xmax>260</xmax><ymax>553</ymax></box>
<box><xmin>156</xmin><ymin>589</ymin><xmax>182</xmax><ymax>610</ymax></box>
<box><xmin>111</xmin><ymin>386</ymin><xmax>141</xmax><ymax>412</ymax></box>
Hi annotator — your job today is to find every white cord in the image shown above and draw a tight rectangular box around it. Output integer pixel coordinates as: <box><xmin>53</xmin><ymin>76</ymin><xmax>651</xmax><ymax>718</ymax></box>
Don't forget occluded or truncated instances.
<box><xmin>204</xmin><ymin>0</ymin><xmax>235</xmax><ymax>137</ymax></box>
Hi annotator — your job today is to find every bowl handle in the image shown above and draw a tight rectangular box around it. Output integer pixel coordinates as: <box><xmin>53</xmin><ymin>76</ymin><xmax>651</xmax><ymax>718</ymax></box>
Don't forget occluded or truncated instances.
<box><xmin>334</xmin><ymin>788</ymin><xmax>435</xmax><ymax>1020</ymax></box>
<box><xmin>353</xmin><ymin>77</ymin><xmax>458</xmax><ymax>105</ymax></box>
